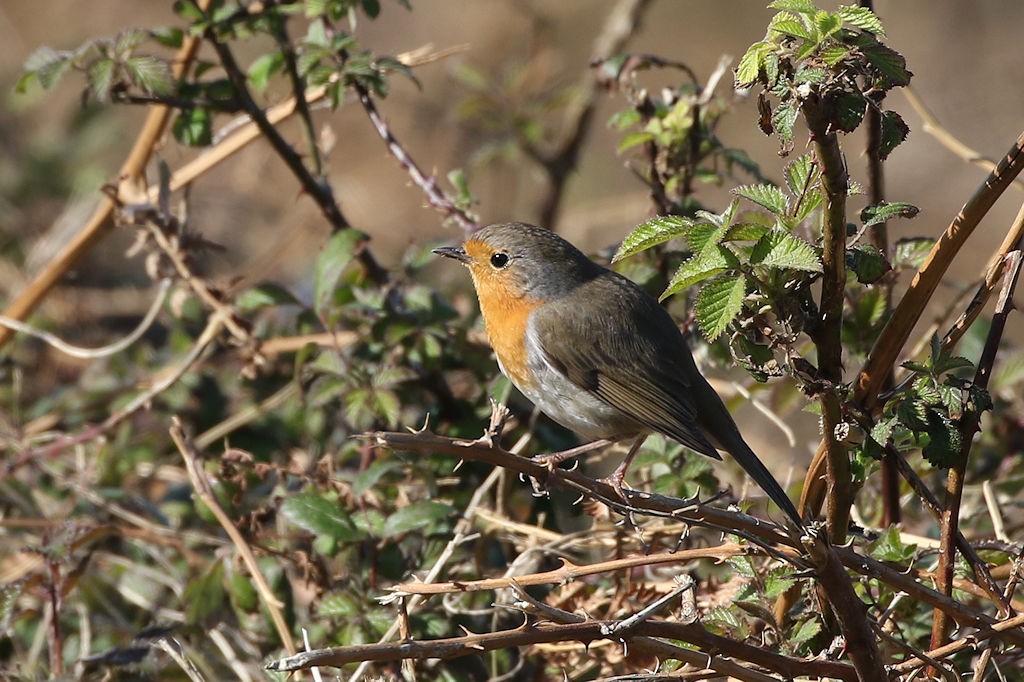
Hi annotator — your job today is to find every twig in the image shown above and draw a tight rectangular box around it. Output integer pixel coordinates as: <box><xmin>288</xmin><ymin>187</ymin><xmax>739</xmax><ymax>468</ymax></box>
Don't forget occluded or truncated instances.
<box><xmin>388</xmin><ymin>544</ymin><xmax>748</xmax><ymax>597</ymax></box>
<box><xmin>170</xmin><ymin>418</ymin><xmax>296</xmax><ymax>655</ymax></box>
<box><xmin>347</xmin><ymin>405</ymin><xmax>517</xmax><ymax>682</ymax></box>
<box><xmin>931</xmin><ymin>250</ymin><xmax>1023</xmax><ymax>651</ymax></box>
<box><xmin>1</xmin><ymin>312</ymin><xmax>225</xmax><ymax>480</ymax></box>
<box><xmin>801</xmin><ymin>527</ymin><xmax>887</xmax><ymax>681</ymax></box>
<box><xmin>0</xmin><ymin>278</ymin><xmax>170</xmax><ymax>358</ymax></box>
<box><xmin>799</xmin><ymin>89</ymin><xmax>853</xmax><ymax>543</ymax></box>
<box><xmin>270</xmin><ymin>617</ymin><xmax>856</xmax><ymax>681</ymax></box>
<box><xmin>802</xmin><ymin>127</ymin><xmax>1024</xmax><ymax>517</ymax></box>
<box><xmin>355</xmin><ymin>84</ymin><xmax>480</xmax><ymax>234</ymax></box>
<box><xmin>0</xmin><ymin>0</ymin><xmax>214</xmax><ymax>348</ymax></box>
<box><xmin>901</xmin><ymin>87</ymin><xmax>1024</xmax><ymax>194</ymax></box>
<box><xmin>203</xmin><ymin>26</ymin><xmax>387</xmax><ymax>285</ymax></box>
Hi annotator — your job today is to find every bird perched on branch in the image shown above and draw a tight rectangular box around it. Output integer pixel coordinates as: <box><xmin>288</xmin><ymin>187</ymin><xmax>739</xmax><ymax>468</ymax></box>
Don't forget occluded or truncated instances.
<box><xmin>435</xmin><ymin>222</ymin><xmax>802</xmax><ymax>528</ymax></box>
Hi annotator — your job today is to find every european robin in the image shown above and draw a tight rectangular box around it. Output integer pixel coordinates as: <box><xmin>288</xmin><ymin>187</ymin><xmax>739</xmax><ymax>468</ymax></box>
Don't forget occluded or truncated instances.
<box><xmin>435</xmin><ymin>222</ymin><xmax>802</xmax><ymax>527</ymax></box>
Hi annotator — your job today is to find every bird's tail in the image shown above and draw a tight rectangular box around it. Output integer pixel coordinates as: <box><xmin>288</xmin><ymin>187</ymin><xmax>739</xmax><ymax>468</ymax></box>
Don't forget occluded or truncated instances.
<box><xmin>726</xmin><ymin>438</ymin><xmax>804</xmax><ymax>530</ymax></box>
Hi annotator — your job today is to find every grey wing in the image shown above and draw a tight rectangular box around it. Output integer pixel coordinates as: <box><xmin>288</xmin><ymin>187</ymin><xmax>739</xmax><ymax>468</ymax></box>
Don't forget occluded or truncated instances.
<box><xmin>531</xmin><ymin>275</ymin><xmax>722</xmax><ymax>461</ymax></box>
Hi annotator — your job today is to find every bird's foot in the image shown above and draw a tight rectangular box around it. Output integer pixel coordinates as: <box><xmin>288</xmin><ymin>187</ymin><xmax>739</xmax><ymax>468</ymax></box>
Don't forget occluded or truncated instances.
<box><xmin>531</xmin><ymin>439</ymin><xmax>612</xmax><ymax>470</ymax></box>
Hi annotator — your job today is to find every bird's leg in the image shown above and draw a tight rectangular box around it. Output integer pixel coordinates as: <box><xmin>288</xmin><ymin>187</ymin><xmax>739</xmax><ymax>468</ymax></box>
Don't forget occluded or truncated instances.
<box><xmin>599</xmin><ymin>436</ymin><xmax>647</xmax><ymax>499</ymax></box>
<box><xmin>532</xmin><ymin>439</ymin><xmax>613</xmax><ymax>469</ymax></box>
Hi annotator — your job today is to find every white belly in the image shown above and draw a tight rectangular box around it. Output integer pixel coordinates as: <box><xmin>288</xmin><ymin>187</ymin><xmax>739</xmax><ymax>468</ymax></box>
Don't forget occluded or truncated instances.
<box><xmin>497</xmin><ymin>322</ymin><xmax>639</xmax><ymax>441</ymax></box>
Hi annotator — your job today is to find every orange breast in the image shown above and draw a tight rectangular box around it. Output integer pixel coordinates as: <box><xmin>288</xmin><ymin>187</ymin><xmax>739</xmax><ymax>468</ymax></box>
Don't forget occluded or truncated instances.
<box><xmin>470</xmin><ymin>271</ymin><xmax>542</xmax><ymax>390</ymax></box>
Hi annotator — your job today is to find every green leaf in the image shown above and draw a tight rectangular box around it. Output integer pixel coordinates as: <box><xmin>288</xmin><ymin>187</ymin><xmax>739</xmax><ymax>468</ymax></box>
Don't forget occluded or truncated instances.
<box><xmin>893</xmin><ymin>237</ymin><xmax>934</xmax><ymax>269</ymax></box>
<box><xmin>878</xmin><ymin>110</ymin><xmax>910</xmax><ymax>159</ymax></box>
<box><xmin>88</xmin><ymin>58</ymin><xmax>116</xmax><ymax>101</ymax></box>
<box><xmin>833</xmin><ymin>92</ymin><xmax>866</xmax><ymax>133</ymax></box>
<box><xmin>790</xmin><ymin>617</ymin><xmax>822</xmax><ymax>645</ymax></box>
<box><xmin>819</xmin><ymin>44</ymin><xmax>850</xmax><ymax>66</ymax></box>
<box><xmin>860</xmin><ymin>40</ymin><xmax>912</xmax><ymax>88</ymax></box>
<box><xmin>732</xmin><ymin>184</ymin><xmax>788</xmax><ymax>215</ymax></box>
<box><xmin>814</xmin><ymin>11</ymin><xmax>843</xmax><ymax>39</ymax></box>
<box><xmin>172</xmin><ymin>107</ymin><xmax>212</xmax><ymax>146</ymax></box>
<box><xmin>248</xmin><ymin>52</ymin><xmax>285</xmax><ymax>90</ymax></box>
<box><xmin>235</xmin><ymin>282</ymin><xmax>300</xmax><ymax>313</ymax></box>
<box><xmin>861</xmin><ymin>201</ymin><xmax>919</xmax><ymax>228</ymax></box>
<box><xmin>736</xmin><ymin>41</ymin><xmax>773</xmax><ymax>86</ymax></box>
<box><xmin>846</xmin><ymin>244</ymin><xmax>890</xmax><ymax>284</ymax></box>
<box><xmin>772</xmin><ymin>100</ymin><xmax>799</xmax><ymax>147</ymax></box>
<box><xmin>695</xmin><ymin>275</ymin><xmax>746</xmax><ymax>339</ymax></box>
<box><xmin>280</xmin><ymin>492</ymin><xmax>363</xmax><ymax>542</ymax></box>
<box><xmin>314</xmin><ymin>229</ymin><xmax>361</xmax><ymax>315</ymax></box>
<box><xmin>126</xmin><ymin>55</ymin><xmax>173</xmax><ymax>95</ymax></box>
<box><xmin>662</xmin><ymin>245</ymin><xmax>738</xmax><ymax>298</ymax></box>
<box><xmin>869</xmin><ymin>416</ymin><xmax>898</xmax><ymax>448</ymax></box>
<box><xmin>922</xmin><ymin>409</ymin><xmax>962</xmax><ymax>468</ymax></box>
<box><xmin>769</xmin><ymin>14</ymin><xmax>814</xmax><ymax>41</ymax></box>
<box><xmin>617</xmin><ymin>130</ymin><xmax>655</xmax><ymax>153</ymax></box>
<box><xmin>896</xmin><ymin>399</ymin><xmax>929</xmax><ymax>434</ymax></box>
<box><xmin>183</xmin><ymin>559</ymin><xmax>226</xmax><ymax>624</ymax></box>
<box><xmin>20</xmin><ymin>46</ymin><xmax>73</xmax><ymax>91</ymax></box>
<box><xmin>613</xmin><ymin>215</ymin><xmax>693</xmax><ymax>262</ymax></box>
<box><xmin>318</xmin><ymin>592</ymin><xmax>360</xmax><ymax>617</ymax></box>
<box><xmin>382</xmin><ymin>501</ymin><xmax>454</xmax><ymax>538</ymax></box>
<box><xmin>360</xmin><ymin>0</ymin><xmax>381</xmax><ymax>18</ymax></box>
<box><xmin>768</xmin><ymin>0</ymin><xmax>816</xmax><ymax>14</ymax></box>
<box><xmin>870</xmin><ymin>525</ymin><xmax>916</xmax><ymax>562</ymax></box>
<box><xmin>750</xmin><ymin>229</ymin><xmax>821</xmax><ymax>272</ymax></box>
<box><xmin>838</xmin><ymin>5</ymin><xmax>885</xmax><ymax>34</ymax></box>
<box><xmin>784</xmin><ymin>154</ymin><xmax>816</xmax><ymax>196</ymax></box>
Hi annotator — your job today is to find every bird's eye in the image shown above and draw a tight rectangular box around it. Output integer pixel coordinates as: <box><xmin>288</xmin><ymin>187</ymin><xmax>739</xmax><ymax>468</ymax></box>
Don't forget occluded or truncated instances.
<box><xmin>489</xmin><ymin>252</ymin><xmax>511</xmax><ymax>269</ymax></box>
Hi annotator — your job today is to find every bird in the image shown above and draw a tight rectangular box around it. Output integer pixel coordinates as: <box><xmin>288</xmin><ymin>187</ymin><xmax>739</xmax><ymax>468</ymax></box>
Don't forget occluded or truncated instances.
<box><xmin>434</xmin><ymin>222</ymin><xmax>802</xmax><ymax>528</ymax></box>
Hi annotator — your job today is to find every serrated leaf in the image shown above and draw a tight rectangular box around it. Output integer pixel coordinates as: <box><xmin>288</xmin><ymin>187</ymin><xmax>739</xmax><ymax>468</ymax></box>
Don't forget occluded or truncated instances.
<box><xmin>724</xmin><ymin>222</ymin><xmax>770</xmax><ymax>242</ymax></box>
<box><xmin>861</xmin><ymin>201</ymin><xmax>919</xmax><ymax>228</ymax></box>
<box><xmin>769</xmin><ymin>15</ymin><xmax>814</xmax><ymax>41</ymax></box>
<box><xmin>662</xmin><ymin>246</ymin><xmax>738</xmax><ymax>298</ymax></box>
<box><xmin>768</xmin><ymin>0</ymin><xmax>816</xmax><ymax>14</ymax></box>
<box><xmin>695</xmin><ymin>275</ymin><xmax>746</xmax><ymax>339</ymax></box>
<box><xmin>280</xmin><ymin>492</ymin><xmax>363</xmax><ymax>541</ymax></box>
<box><xmin>750</xmin><ymin>229</ymin><xmax>821</xmax><ymax>272</ymax></box>
<box><xmin>784</xmin><ymin>154</ymin><xmax>816</xmax><ymax>195</ymax></box>
<box><xmin>815</xmin><ymin>11</ymin><xmax>842</xmax><ymax>38</ymax></box>
<box><xmin>613</xmin><ymin>215</ymin><xmax>693</xmax><ymax>262</ymax></box>
<box><xmin>382</xmin><ymin>501</ymin><xmax>453</xmax><ymax>538</ymax></box>
<box><xmin>352</xmin><ymin>459</ymin><xmax>404</xmax><ymax>498</ymax></box>
<box><xmin>878</xmin><ymin>110</ymin><xmax>910</xmax><ymax>159</ymax></box>
<box><xmin>736</xmin><ymin>41</ymin><xmax>773</xmax><ymax>86</ymax></box>
<box><xmin>870</xmin><ymin>416</ymin><xmax>898</xmax><ymax>447</ymax></box>
<box><xmin>772</xmin><ymin>100</ymin><xmax>799</xmax><ymax>147</ymax></box>
<box><xmin>922</xmin><ymin>409</ymin><xmax>962</xmax><ymax>468</ymax></box>
<box><xmin>870</xmin><ymin>525</ymin><xmax>917</xmax><ymax>562</ymax></box>
<box><xmin>846</xmin><ymin>244</ymin><xmax>890</xmax><ymax>284</ymax></box>
<box><xmin>833</xmin><ymin>92</ymin><xmax>866</xmax><ymax>133</ymax></box>
<box><xmin>861</xmin><ymin>40</ymin><xmax>912</xmax><ymax>88</ymax></box>
<box><xmin>732</xmin><ymin>184</ymin><xmax>788</xmax><ymax>215</ymax></box>
<box><xmin>791</xmin><ymin>617</ymin><xmax>822</xmax><ymax>644</ymax></box>
<box><xmin>88</xmin><ymin>58</ymin><xmax>115</xmax><ymax>101</ymax></box>
<box><xmin>896</xmin><ymin>399</ymin><xmax>929</xmax><ymax>433</ymax></box>
<box><xmin>819</xmin><ymin>44</ymin><xmax>850</xmax><ymax>66</ymax></box>
<box><xmin>314</xmin><ymin>229</ymin><xmax>361</xmax><ymax>315</ymax></box>
<box><xmin>21</xmin><ymin>46</ymin><xmax>73</xmax><ymax>91</ymax></box>
<box><xmin>839</xmin><ymin>5</ymin><xmax>885</xmax><ymax>34</ymax></box>
<box><xmin>126</xmin><ymin>55</ymin><xmax>173</xmax><ymax>95</ymax></box>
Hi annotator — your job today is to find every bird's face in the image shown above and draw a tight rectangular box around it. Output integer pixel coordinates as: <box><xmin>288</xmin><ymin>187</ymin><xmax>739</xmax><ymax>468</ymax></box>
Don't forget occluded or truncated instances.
<box><xmin>433</xmin><ymin>222</ymin><xmax>597</xmax><ymax>302</ymax></box>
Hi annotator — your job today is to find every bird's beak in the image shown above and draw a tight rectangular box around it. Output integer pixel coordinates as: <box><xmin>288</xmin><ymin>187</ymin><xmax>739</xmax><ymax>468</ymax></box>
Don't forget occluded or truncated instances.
<box><xmin>432</xmin><ymin>245</ymin><xmax>471</xmax><ymax>264</ymax></box>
